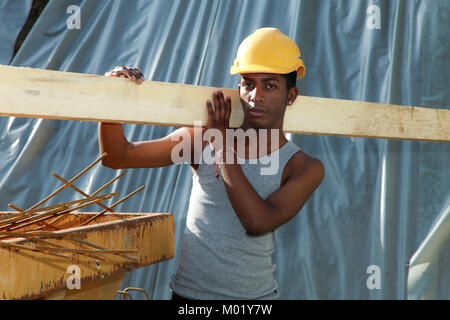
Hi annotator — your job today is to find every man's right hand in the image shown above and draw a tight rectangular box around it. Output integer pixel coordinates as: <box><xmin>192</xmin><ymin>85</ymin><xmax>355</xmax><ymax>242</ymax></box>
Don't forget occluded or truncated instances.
<box><xmin>104</xmin><ymin>66</ymin><xmax>145</xmax><ymax>85</ymax></box>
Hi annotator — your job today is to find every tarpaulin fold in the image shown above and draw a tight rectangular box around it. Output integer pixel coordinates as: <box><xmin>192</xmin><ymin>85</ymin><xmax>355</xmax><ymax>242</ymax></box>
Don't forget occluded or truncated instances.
<box><xmin>0</xmin><ymin>0</ymin><xmax>32</xmax><ymax>64</ymax></box>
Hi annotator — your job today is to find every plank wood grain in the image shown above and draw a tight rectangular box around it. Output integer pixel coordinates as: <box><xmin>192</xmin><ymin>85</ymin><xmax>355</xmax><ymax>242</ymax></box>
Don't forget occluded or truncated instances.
<box><xmin>0</xmin><ymin>65</ymin><xmax>448</xmax><ymax>141</ymax></box>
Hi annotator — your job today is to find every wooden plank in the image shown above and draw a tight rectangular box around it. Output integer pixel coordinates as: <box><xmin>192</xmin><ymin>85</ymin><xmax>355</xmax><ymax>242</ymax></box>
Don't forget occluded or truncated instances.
<box><xmin>0</xmin><ymin>65</ymin><xmax>448</xmax><ymax>142</ymax></box>
<box><xmin>0</xmin><ymin>212</ymin><xmax>174</xmax><ymax>300</ymax></box>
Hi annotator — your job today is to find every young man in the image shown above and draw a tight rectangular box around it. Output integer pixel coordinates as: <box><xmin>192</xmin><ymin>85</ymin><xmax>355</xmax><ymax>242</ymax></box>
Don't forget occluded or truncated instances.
<box><xmin>99</xmin><ymin>28</ymin><xmax>324</xmax><ymax>300</ymax></box>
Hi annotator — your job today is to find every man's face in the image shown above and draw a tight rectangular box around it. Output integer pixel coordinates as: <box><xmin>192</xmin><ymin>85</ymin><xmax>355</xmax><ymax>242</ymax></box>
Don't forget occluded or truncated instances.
<box><xmin>238</xmin><ymin>73</ymin><xmax>292</xmax><ymax>130</ymax></box>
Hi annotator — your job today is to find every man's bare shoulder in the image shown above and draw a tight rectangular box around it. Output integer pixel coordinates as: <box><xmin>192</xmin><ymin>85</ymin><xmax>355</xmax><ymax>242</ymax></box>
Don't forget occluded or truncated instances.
<box><xmin>282</xmin><ymin>148</ymin><xmax>325</xmax><ymax>186</ymax></box>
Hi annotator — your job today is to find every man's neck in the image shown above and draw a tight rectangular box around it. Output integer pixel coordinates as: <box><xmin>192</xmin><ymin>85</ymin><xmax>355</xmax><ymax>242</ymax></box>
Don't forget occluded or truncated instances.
<box><xmin>234</xmin><ymin>124</ymin><xmax>288</xmax><ymax>157</ymax></box>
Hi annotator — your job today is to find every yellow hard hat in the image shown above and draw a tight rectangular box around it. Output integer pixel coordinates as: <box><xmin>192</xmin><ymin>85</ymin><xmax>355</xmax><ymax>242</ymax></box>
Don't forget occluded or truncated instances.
<box><xmin>230</xmin><ymin>28</ymin><xmax>305</xmax><ymax>79</ymax></box>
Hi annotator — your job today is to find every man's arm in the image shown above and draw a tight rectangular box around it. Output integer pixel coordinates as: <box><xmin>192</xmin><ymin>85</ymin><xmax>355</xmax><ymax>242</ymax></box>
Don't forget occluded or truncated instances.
<box><xmin>99</xmin><ymin>66</ymin><xmax>199</xmax><ymax>169</ymax></box>
<box><xmin>220</xmin><ymin>153</ymin><xmax>324</xmax><ymax>236</ymax></box>
<box><xmin>99</xmin><ymin>122</ymin><xmax>196</xmax><ymax>169</ymax></box>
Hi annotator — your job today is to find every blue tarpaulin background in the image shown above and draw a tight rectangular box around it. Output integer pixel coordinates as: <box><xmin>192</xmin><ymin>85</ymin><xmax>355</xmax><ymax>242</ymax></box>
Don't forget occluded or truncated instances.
<box><xmin>0</xmin><ymin>0</ymin><xmax>449</xmax><ymax>299</ymax></box>
<box><xmin>0</xmin><ymin>0</ymin><xmax>32</xmax><ymax>64</ymax></box>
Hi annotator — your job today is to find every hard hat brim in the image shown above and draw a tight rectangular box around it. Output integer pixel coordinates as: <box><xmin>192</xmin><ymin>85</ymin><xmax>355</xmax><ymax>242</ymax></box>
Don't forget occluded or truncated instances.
<box><xmin>230</xmin><ymin>63</ymin><xmax>305</xmax><ymax>79</ymax></box>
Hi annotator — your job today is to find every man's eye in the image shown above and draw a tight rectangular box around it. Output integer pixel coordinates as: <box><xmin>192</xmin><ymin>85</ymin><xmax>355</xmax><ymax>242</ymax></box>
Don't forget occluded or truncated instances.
<box><xmin>243</xmin><ymin>82</ymin><xmax>253</xmax><ymax>89</ymax></box>
<box><xmin>266</xmin><ymin>84</ymin><xmax>276</xmax><ymax>89</ymax></box>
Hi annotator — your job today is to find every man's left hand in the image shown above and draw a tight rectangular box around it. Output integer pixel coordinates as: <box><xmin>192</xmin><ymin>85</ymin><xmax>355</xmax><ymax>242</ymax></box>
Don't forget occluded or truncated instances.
<box><xmin>206</xmin><ymin>90</ymin><xmax>232</xmax><ymax>152</ymax></box>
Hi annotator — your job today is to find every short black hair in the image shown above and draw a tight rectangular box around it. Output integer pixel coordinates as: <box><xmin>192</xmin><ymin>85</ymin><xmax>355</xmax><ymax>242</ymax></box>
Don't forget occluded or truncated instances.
<box><xmin>281</xmin><ymin>71</ymin><xmax>297</xmax><ymax>90</ymax></box>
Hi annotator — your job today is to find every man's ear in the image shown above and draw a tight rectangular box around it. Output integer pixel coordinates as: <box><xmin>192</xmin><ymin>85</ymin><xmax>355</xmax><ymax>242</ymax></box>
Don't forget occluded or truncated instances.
<box><xmin>288</xmin><ymin>87</ymin><xmax>299</xmax><ymax>105</ymax></box>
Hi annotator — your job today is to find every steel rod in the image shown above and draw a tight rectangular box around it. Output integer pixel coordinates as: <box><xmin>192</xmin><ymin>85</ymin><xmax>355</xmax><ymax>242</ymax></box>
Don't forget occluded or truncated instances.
<box><xmin>5</xmin><ymin>193</ymin><xmax>118</xmax><ymax>232</ymax></box>
<box><xmin>25</xmin><ymin>153</ymin><xmax>107</xmax><ymax>212</ymax></box>
<box><xmin>80</xmin><ymin>186</ymin><xmax>145</xmax><ymax>226</ymax></box>
<box><xmin>52</xmin><ymin>172</ymin><xmax>114</xmax><ymax>212</ymax></box>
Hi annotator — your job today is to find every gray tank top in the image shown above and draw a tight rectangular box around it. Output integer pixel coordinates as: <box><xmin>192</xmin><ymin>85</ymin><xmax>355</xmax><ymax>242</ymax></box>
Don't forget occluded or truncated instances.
<box><xmin>170</xmin><ymin>140</ymin><xmax>300</xmax><ymax>299</ymax></box>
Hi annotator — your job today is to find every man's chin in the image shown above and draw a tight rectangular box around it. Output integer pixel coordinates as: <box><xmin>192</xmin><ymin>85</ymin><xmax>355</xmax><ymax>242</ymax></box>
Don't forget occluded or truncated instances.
<box><xmin>242</xmin><ymin>117</ymin><xmax>270</xmax><ymax>130</ymax></box>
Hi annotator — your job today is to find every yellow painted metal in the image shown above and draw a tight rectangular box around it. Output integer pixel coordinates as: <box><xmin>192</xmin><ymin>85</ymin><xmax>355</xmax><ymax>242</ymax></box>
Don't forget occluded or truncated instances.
<box><xmin>0</xmin><ymin>212</ymin><xmax>174</xmax><ymax>300</ymax></box>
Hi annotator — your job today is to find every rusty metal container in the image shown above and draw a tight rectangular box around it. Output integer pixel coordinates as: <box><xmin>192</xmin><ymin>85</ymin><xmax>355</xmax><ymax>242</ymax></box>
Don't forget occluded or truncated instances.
<box><xmin>0</xmin><ymin>211</ymin><xmax>174</xmax><ymax>300</ymax></box>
